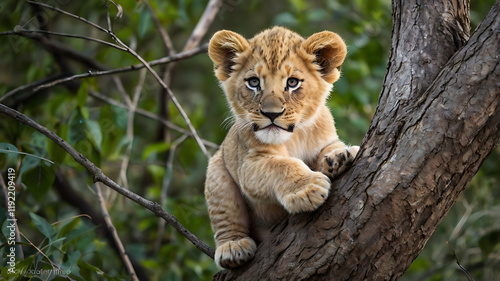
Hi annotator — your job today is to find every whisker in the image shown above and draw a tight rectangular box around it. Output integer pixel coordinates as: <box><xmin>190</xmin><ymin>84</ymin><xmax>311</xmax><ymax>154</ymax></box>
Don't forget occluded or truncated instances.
<box><xmin>221</xmin><ymin>113</ymin><xmax>247</xmax><ymax>130</ymax></box>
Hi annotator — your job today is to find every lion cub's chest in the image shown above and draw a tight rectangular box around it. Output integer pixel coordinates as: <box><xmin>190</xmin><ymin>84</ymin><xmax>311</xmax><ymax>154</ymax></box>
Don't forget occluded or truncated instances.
<box><xmin>286</xmin><ymin>138</ymin><xmax>323</xmax><ymax>166</ymax></box>
<box><xmin>284</xmin><ymin>119</ymin><xmax>334</xmax><ymax>166</ymax></box>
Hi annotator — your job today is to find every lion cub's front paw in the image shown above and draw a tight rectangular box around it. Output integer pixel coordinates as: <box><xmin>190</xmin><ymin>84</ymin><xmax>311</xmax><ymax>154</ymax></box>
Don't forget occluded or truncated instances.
<box><xmin>215</xmin><ymin>237</ymin><xmax>257</xmax><ymax>269</ymax></box>
<box><xmin>281</xmin><ymin>172</ymin><xmax>331</xmax><ymax>214</ymax></box>
<box><xmin>322</xmin><ymin>146</ymin><xmax>359</xmax><ymax>178</ymax></box>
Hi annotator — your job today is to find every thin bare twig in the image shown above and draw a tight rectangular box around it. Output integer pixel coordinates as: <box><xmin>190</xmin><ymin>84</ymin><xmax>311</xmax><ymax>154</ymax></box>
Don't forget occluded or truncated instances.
<box><xmin>19</xmin><ymin>232</ymin><xmax>76</xmax><ymax>281</ymax></box>
<box><xmin>111</xmin><ymin>75</ymin><xmax>132</xmax><ymax>107</ymax></box>
<box><xmin>104</xmin><ymin>0</ymin><xmax>113</xmax><ymax>31</ymax></box>
<box><xmin>5</xmin><ymin>28</ymin><xmax>127</xmax><ymax>51</ymax></box>
<box><xmin>0</xmin><ymin>149</ymin><xmax>54</xmax><ymax>164</ymax></box>
<box><xmin>27</xmin><ymin>1</ymin><xmax>109</xmax><ymax>34</ymax></box>
<box><xmin>143</xmin><ymin>0</ymin><xmax>175</xmax><ymax>53</ymax></box>
<box><xmin>118</xmin><ymin>68</ymin><xmax>147</xmax><ymax>189</ymax></box>
<box><xmin>153</xmin><ymin>134</ymin><xmax>188</xmax><ymax>250</ymax></box>
<box><xmin>0</xmin><ymin>45</ymin><xmax>207</xmax><ymax>102</ymax></box>
<box><xmin>51</xmin><ymin>214</ymin><xmax>93</xmax><ymax>225</ymax></box>
<box><xmin>183</xmin><ymin>0</ymin><xmax>223</xmax><ymax>51</ymax></box>
<box><xmin>143</xmin><ymin>0</ymin><xmax>178</xmax><ymax>145</ymax></box>
<box><xmin>0</xmin><ymin>103</ymin><xmax>215</xmax><ymax>259</ymax></box>
<box><xmin>95</xmin><ymin>182</ymin><xmax>139</xmax><ymax>281</ymax></box>
<box><xmin>0</xmin><ymin>74</ymin><xmax>64</xmax><ymax>103</ymax></box>
<box><xmin>449</xmin><ymin>199</ymin><xmax>474</xmax><ymax>240</ymax></box>
<box><xmin>110</xmin><ymin>35</ymin><xmax>211</xmax><ymax>158</ymax></box>
<box><xmin>447</xmin><ymin>241</ymin><xmax>476</xmax><ymax>281</ymax></box>
<box><xmin>87</xmin><ymin>89</ymin><xmax>219</xmax><ymax>149</ymax></box>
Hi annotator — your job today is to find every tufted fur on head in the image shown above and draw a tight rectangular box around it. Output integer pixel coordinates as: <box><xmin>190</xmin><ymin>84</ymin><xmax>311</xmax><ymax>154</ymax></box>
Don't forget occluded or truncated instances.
<box><xmin>209</xmin><ymin>26</ymin><xmax>347</xmax><ymax>83</ymax></box>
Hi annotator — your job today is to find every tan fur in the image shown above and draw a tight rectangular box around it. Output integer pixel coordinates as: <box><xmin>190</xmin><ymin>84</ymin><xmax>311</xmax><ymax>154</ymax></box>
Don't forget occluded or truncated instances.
<box><xmin>205</xmin><ymin>26</ymin><xmax>359</xmax><ymax>268</ymax></box>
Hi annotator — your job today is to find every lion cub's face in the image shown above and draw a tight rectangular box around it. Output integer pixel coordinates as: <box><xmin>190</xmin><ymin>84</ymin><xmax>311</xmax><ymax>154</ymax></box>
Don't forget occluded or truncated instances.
<box><xmin>209</xmin><ymin>27</ymin><xmax>346</xmax><ymax>144</ymax></box>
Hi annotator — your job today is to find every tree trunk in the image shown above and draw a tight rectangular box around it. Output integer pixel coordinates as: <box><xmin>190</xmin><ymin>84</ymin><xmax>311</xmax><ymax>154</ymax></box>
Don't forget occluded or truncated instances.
<box><xmin>213</xmin><ymin>1</ymin><xmax>500</xmax><ymax>280</ymax></box>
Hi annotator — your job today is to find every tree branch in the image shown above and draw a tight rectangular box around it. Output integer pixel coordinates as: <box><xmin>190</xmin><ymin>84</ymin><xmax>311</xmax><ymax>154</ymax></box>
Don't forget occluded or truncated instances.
<box><xmin>0</xmin><ymin>103</ymin><xmax>215</xmax><ymax>259</ymax></box>
<box><xmin>0</xmin><ymin>44</ymin><xmax>207</xmax><ymax>103</ymax></box>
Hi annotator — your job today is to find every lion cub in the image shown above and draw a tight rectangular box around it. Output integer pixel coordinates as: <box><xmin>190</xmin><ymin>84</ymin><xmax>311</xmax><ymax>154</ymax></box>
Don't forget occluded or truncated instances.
<box><xmin>205</xmin><ymin>26</ymin><xmax>359</xmax><ymax>268</ymax></box>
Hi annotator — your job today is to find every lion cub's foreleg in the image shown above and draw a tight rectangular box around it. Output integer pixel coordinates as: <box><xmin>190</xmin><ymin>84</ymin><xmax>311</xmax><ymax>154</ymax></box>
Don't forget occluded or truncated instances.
<box><xmin>205</xmin><ymin>150</ymin><xmax>256</xmax><ymax>268</ymax></box>
<box><xmin>240</xmin><ymin>153</ymin><xmax>331</xmax><ymax>214</ymax></box>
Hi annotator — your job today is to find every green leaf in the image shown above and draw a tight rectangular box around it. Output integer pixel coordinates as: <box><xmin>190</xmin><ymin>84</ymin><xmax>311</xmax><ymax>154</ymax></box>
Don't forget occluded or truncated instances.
<box><xmin>147</xmin><ymin>164</ymin><xmax>166</xmax><ymax>186</ymax></box>
<box><xmin>84</xmin><ymin>119</ymin><xmax>102</xmax><ymax>150</ymax></box>
<box><xmin>138</xmin><ymin>7</ymin><xmax>152</xmax><ymax>39</ymax></box>
<box><xmin>23</xmin><ymin>162</ymin><xmax>55</xmax><ymax>201</ymax></box>
<box><xmin>112</xmin><ymin>105</ymin><xmax>128</xmax><ymax>130</ymax></box>
<box><xmin>29</xmin><ymin>131</ymin><xmax>48</xmax><ymax>156</ymax></box>
<box><xmin>44</xmin><ymin>237</ymin><xmax>67</xmax><ymax>253</ymax></box>
<box><xmin>112</xmin><ymin>136</ymin><xmax>130</xmax><ymax>158</ymax></box>
<box><xmin>76</xmin><ymin>81</ymin><xmax>89</xmax><ymax>107</ymax></box>
<box><xmin>47</xmin><ymin>91</ymin><xmax>77</xmax><ymax>118</ymax></box>
<box><xmin>29</xmin><ymin>212</ymin><xmax>56</xmax><ymax>241</ymax></box>
<box><xmin>19</xmin><ymin>155</ymin><xmax>41</xmax><ymax>179</ymax></box>
<box><xmin>1</xmin><ymin>255</ymin><xmax>35</xmax><ymax>279</ymax></box>
<box><xmin>68</xmin><ymin>110</ymin><xmax>86</xmax><ymax>145</ymax></box>
<box><xmin>62</xmin><ymin>250</ymin><xmax>81</xmax><ymax>274</ymax></box>
<box><xmin>77</xmin><ymin>260</ymin><xmax>116</xmax><ymax>280</ymax></box>
<box><xmin>80</xmin><ymin>106</ymin><xmax>90</xmax><ymax>119</ymax></box>
<box><xmin>65</xmin><ymin>224</ymin><xmax>99</xmax><ymax>245</ymax></box>
<box><xmin>0</xmin><ymin>143</ymin><xmax>19</xmax><ymax>168</ymax></box>
<box><xmin>142</xmin><ymin>142</ymin><xmax>172</xmax><ymax>161</ymax></box>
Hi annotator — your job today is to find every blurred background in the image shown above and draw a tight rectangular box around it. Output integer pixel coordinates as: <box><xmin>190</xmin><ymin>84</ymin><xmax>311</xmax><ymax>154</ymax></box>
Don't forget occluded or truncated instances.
<box><xmin>0</xmin><ymin>0</ymin><xmax>498</xmax><ymax>280</ymax></box>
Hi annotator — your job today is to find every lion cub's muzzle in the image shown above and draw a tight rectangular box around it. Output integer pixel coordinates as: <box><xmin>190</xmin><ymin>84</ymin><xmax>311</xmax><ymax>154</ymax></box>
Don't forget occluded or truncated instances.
<box><xmin>253</xmin><ymin>95</ymin><xmax>295</xmax><ymax>133</ymax></box>
<box><xmin>260</xmin><ymin>109</ymin><xmax>294</xmax><ymax>132</ymax></box>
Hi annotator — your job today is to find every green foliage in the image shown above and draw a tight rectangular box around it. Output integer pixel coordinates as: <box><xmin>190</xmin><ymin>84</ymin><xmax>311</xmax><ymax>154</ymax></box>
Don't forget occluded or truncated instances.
<box><xmin>0</xmin><ymin>0</ymin><xmax>498</xmax><ymax>280</ymax></box>
<box><xmin>0</xmin><ymin>214</ymin><xmax>126</xmax><ymax>280</ymax></box>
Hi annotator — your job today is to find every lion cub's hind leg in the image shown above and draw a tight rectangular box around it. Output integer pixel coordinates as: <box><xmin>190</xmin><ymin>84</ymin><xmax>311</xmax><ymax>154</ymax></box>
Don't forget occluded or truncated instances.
<box><xmin>205</xmin><ymin>150</ymin><xmax>257</xmax><ymax>268</ymax></box>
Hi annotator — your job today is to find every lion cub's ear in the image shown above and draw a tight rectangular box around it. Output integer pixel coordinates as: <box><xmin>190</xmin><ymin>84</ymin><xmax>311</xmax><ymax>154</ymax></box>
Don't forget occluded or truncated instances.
<box><xmin>302</xmin><ymin>31</ymin><xmax>347</xmax><ymax>84</ymax></box>
<box><xmin>208</xmin><ymin>30</ymin><xmax>250</xmax><ymax>81</ymax></box>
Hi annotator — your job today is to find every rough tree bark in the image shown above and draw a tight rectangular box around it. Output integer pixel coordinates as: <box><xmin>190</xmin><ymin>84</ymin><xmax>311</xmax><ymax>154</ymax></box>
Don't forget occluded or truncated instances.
<box><xmin>214</xmin><ymin>1</ymin><xmax>499</xmax><ymax>280</ymax></box>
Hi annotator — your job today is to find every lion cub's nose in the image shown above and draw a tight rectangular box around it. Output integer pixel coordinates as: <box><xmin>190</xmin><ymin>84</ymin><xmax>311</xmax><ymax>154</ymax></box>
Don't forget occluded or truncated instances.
<box><xmin>260</xmin><ymin>95</ymin><xmax>285</xmax><ymax>122</ymax></box>
<box><xmin>260</xmin><ymin>109</ymin><xmax>285</xmax><ymax>122</ymax></box>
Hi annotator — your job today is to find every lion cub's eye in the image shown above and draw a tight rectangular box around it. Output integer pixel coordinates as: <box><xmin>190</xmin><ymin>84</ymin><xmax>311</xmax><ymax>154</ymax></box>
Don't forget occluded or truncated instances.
<box><xmin>245</xmin><ymin>77</ymin><xmax>261</xmax><ymax>91</ymax></box>
<box><xmin>286</xmin><ymin>78</ymin><xmax>301</xmax><ymax>92</ymax></box>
